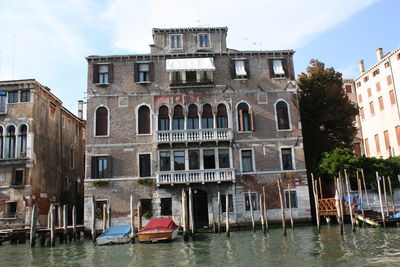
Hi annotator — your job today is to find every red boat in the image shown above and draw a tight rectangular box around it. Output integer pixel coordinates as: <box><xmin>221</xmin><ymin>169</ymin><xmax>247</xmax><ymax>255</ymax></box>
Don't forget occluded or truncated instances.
<box><xmin>137</xmin><ymin>218</ymin><xmax>179</xmax><ymax>243</ymax></box>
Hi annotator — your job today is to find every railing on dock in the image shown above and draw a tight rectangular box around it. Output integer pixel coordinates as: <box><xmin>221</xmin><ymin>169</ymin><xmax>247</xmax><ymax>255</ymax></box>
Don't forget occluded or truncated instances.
<box><xmin>155</xmin><ymin>128</ymin><xmax>233</xmax><ymax>144</ymax></box>
<box><xmin>156</xmin><ymin>168</ymin><xmax>235</xmax><ymax>185</ymax></box>
<box><xmin>319</xmin><ymin>197</ymin><xmax>358</xmax><ymax>216</ymax></box>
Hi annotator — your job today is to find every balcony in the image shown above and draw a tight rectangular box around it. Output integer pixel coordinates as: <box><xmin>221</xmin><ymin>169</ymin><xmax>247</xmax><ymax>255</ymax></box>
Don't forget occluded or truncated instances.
<box><xmin>155</xmin><ymin>128</ymin><xmax>233</xmax><ymax>144</ymax></box>
<box><xmin>170</xmin><ymin>79</ymin><xmax>214</xmax><ymax>88</ymax></box>
<box><xmin>156</xmin><ymin>168</ymin><xmax>235</xmax><ymax>185</ymax></box>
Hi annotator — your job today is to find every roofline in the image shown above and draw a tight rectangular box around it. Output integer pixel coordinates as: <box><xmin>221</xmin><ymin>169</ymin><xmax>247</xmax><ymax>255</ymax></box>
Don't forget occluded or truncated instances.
<box><xmin>86</xmin><ymin>50</ymin><xmax>295</xmax><ymax>62</ymax></box>
<box><xmin>354</xmin><ymin>46</ymin><xmax>400</xmax><ymax>81</ymax></box>
<box><xmin>152</xmin><ymin>27</ymin><xmax>228</xmax><ymax>33</ymax></box>
<box><xmin>61</xmin><ymin>106</ymin><xmax>85</xmax><ymax>124</ymax></box>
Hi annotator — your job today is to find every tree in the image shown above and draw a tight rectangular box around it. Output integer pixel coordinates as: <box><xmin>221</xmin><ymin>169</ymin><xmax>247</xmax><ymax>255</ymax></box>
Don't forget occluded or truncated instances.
<box><xmin>318</xmin><ymin>148</ymin><xmax>359</xmax><ymax>178</ymax></box>
<box><xmin>298</xmin><ymin>59</ymin><xmax>358</xmax><ymax>172</ymax></box>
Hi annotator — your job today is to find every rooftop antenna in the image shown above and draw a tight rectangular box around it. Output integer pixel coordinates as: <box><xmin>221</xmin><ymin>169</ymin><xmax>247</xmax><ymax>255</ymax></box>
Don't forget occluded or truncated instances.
<box><xmin>11</xmin><ymin>34</ymin><xmax>16</xmax><ymax>79</ymax></box>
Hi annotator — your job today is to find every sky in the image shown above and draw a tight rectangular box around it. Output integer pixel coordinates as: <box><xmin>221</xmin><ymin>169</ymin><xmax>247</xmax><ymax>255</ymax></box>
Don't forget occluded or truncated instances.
<box><xmin>0</xmin><ymin>0</ymin><xmax>399</xmax><ymax>116</ymax></box>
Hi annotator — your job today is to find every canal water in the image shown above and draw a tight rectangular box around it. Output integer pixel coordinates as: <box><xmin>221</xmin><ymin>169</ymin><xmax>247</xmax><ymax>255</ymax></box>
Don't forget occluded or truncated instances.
<box><xmin>1</xmin><ymin>225</ymin><xmax>400</xmax><ymax>266</ymax></box>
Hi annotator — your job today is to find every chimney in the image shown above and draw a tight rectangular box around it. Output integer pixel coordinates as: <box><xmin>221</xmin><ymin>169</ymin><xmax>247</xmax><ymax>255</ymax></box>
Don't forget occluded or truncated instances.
<box><xmin>376</xmin><ymin>48</ymin><xmax>384</xmax><ymax>62</ymax></box>
<box><xmin>78</xmin><ymin>100</ymin><xmax>83</xmax><ymax>119</ymax></box>
<box><xmin>359</xmin><ymin>60</ymin><xmax>365</xmax><ymax>74</ymax></box>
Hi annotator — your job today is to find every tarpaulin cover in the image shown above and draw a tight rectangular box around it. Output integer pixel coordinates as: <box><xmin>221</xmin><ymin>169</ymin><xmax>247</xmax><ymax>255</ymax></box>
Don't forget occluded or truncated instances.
<box><xmin>100</xmin><ymin>225</ymin><xmax>131</xmax><ymax>237</ymax></box>
<box><xmin>139</xmin><ymin>218</ymin><xmax>178</xmax><ymax>233</ymax></box>
<box><xmin>390</xmin><ymin>212</ymin><xmax>400</xmax><ymax>219</ymax></box>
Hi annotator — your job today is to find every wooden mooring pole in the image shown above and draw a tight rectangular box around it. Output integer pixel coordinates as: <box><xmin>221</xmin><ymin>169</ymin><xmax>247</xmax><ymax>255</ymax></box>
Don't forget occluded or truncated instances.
<box><xmin>63</xmin><ymin>205</ymin><xmax>68</xmax><ymax>242</ymax></box>
<box><xmin>226</xmin><ymin>193</ymin><xmax>230</xmax><ymax>237</ymax></box>
<box><xmin>263</xmin><ymin>186</ymin><xmax>268</xmax><ymax>233</ymax></box>
<box><xmin>217</xmin><ymin>191</ymin><xmax>221</xmax><ymax>234</ymax></box>
<box><xmin>335</xmin><ymin>180</ymin><xmax>343</xmax><ymax>235</ymax></box>
<box><xmin>72</xmin><ymin>205</ymin><xmax>77</xmax><ymax>241</ymax></box>
<box><xmin>50</xmin><ymin>204</ymin><xmax>55</xmax><ymax>247</ymax></box>
<box><xmin>130</xmin><ymin>195</ymin><xmax>135</xmax><ymax>233</ymax></box>
<box><xmin>356</xmin><ymin>170</ymin><xmax>365</xmax><ymax>224</ymax></box>
<box><xmin>248</xmin><ymin>190</ymin><xmax>255</xmax><ymax>232</ymax></box>
<box><xmin>388</xmin><ymin>177</ymin><xmax>396</xmax><ymax>214</ymax></box>
<box><xmin>288</xmin><ymin>183</ymin><xmax>294</xmax><ymax>229</ymax></box>
<box><xmin>311</xmin><ymin>174</ymin><xmax>320</xmax><ymax>232</ymax></box>
<box><xmin>58</xmin><ymin>206</ymin><xmax>62</xmax><ymax>228</ymax></box>
<box><xmin>30</xmin><ymin>204</ymin><xmax>38</xmax><ymax>247</ymax></box>
<box><xmin>277</xmin><ymin>179</ymin><xmax>286</xmax><ymax>236</ymax></box>
<box><xmin>102</xmin><ymin>204</ymin><xmax>107</xmax><ymax>232</ymax></box>
<box><xmin>188</xmin><ymin>187</ymin><xmax>194</xmax><ymax>236</ymax></box>
<box><xmin>361</xmin><ymin>169</ymin><xmax>371</xmax><ymax>209</ymax></box>
<box><xmin>338</xmin><ymin>173</ymin><xmax>345</xmax><ymax>230</ymax></box>
<box><xmin>259</xmin><ymin>194</ymin><xmax>265</xmax><ymax>232</ymax></box>
<box><xmin>182</xmin><ymin>189</ymin><xmax>189</xmax><ymax>241</ymax></box>
<box><xmin>91</xmin><ymin>194</ymin><xmax>96</xmax><ymax>242</ymax></box>
<box><xmin>376</xmin><ymin>172</ymin><xmax>386</xmax><ymax>228</ymax></box>
<box><xmin>137</xmin><ymin>201</ymin><xmax>142</xmax><ymax>230</ymax></box>
<box><xmin>344</xmin><ymin>169</ymin><xmax>355</xmax><ymax>231</ymax></box>
<box><xmin>382</xmin><ymin>176</ymin><xmax>389</xmax><ymax>216</ymax></box>
<box><xmin>108</xmin><ymin>205</ymin><xmax>112</xmax><ymax>228</ymax></box>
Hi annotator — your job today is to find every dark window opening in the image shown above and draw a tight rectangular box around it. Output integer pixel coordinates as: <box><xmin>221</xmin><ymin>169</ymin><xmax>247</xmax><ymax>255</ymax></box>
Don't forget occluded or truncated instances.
<box><xmin>0</xmin><ymin>127</ymin><xmax>3</xmax><ymax>158</ymax></box>
<box><xmin>276</xmin><ymin>101</ymin><xmax>290</xmax><ymax>130</ymax></box>
<box><xmin>6</xmin><ymin>125</ymin><xmax>16</xmax><ymax>158</ymax></box>
<box><xmin>186</xmin><ymin>71</ymin><xmax>197</xmax><ymax>83</ymax></box>
<box><xmin>245</xmin><ymin>193</ymin><xmax>258</xmax><ymax>211</ymax></box>
<box><xmin>139</xmin><ymin>154</ymin><xmax>151</xmax><ymax>177</ymax></box>
<box><xmin>8</xmin><ymin>91</ymin><xmax>18</xmax><ymax>103</ymax></box>
<box><xmin>241</xmin><ymin>150</ymin><xmax>253</xmax><ymax>173</ymax></box>
<box><xmin>20</xmin><ymin>90</ymin><xmax>30</xmax><ymax>102</ymax></box>
<box><xmin>138</xmin><ymin>105</ymin><xmax>151</xmax><ymax>134</ymax></box>
<box><xmin>0</xmin><ymin>92</ymin><xmax>6</xmax><ymax>112</ymax></box>
<box><xmin>95</xmin><ymin>200</ymin><xmax>107</xmax><ymax>219</ymax></box>
<box><xmin>201</xmin><ymin>104</ymin><xmax>213</xmax><ymax>129</ymax></box>
<box><xmin>138</xmin><ymin>63</ymin><xmax>150</xmax><ymax>82</ymax></box>
<box><xmin>160</xmin><ymin>152</ymin><xmax>171</xmax><ymax>171</ymax></box>
<box><xmin>12</xmin><ymin>169</ymin><xmax>24</xmax><ymax>186</ymax></box>
<box><xmin>7</xmin><ymin>202</ymin><xmax>17</xmax><ymax>217</ymax></box>
<box><xmin>140</xmin><ymin>199</ymin><xmax>152</xmax><ymax>217</ymax></box>
<box><xmin>174</xmin><ymin>151</ymin><xmax>185</xmax><ymax>170</ymax></box>
<box><xmin>238</xmin><ymin>103</ymin><xmax>252</xmax><ymax>131</ymax></box>
<box><xmin>203</xmin><ymin>150</ymin><xmax>215</xmax><ymax>169</ymax></box>
<box><xmin>98</xmin><ymin>65</ymin><xmax>109</xmax><ymax>83</ymax></box>
<box><xmin>19</xmin><ymin>125</ymin><xmax>28</xmax><ymax>157</ymax></box>
<box><xmin>189</xmin><ymin>150</ymin><xmax>200</xmax><ymax>170</ymax></box>
<box><xmin>285</xmin><ymin>190</ymin><xmax>298</xmax><ymax>208</ymax></box>
<box><xmin>95</xmin><ymin>107</ymin><xmax>108</xmax><ymax>136</ymax></box>
<box><xmin>91</xmin><ymin>156</ymin><xmax>112</xmax><ymax>178</ymax></box>
<box><xmin>173</xmin><ymin>105</ymin><xmax>184</xmax><ymax>130</ymax></box>
<box><xmin>218</xmin><ymin>149</ymin><xmax>230</xmax><ymax>168</ymax></box>
<box><xmin>281</xmin><ymin>148</ymin><xmax>293</xmax><ymax>170</ymax></box>
<box><xmin>160</xmin><ymin>198</ymin><xmax>172</xmax><ymax>216</ymax></box>
<box><xmin>187</xmin><ymin>104</ymin><xmax>199</xmax><ymax>129</ymax></box>
<box><xmin>217</xmin><ymin>104</ymin><xmax>228</xmax><ymax>128</ymax></box>
<box><xmin>158</xmin><ymin>106</ymin><xmax>169</xmax><ymax>131</ymax></box>
<box><xmin>221</xmin><ymin>194</ymin><xmax>233</xmax><ymax>212</ymax></box>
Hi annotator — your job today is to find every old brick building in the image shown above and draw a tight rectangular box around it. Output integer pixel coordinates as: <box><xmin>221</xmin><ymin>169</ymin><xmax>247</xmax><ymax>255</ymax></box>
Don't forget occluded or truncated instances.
<box><xmin>84</xmin><ymin>27</ymin><xmax>311</xmax><ymax>229</ymax></box>
<box><xmin>0</xmin><ymin>79</ymin><xmax>85</xmax><ymax>227</ymax></box>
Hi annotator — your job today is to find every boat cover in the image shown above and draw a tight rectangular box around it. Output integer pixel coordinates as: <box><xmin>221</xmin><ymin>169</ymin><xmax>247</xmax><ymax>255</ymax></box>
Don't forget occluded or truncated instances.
<box><xmin>100</xmin><ymin>225</ymin><xmax>131</xmax><ymax>237</ymax></box>
<box><xmin>390</xmin><ymin>212</ymin><xmax>400</xmax><ymax>219</ymax></box>
<box><xmin>139</xmin><ymin>218</ymin><xmax>178</xmax><ymax>233</ymax></box>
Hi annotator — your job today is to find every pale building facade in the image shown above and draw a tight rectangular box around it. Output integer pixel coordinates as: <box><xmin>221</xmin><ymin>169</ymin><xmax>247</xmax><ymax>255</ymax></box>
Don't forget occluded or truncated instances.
<box><xmin>84</xmin><ymin>27</ymin><xmax>311</xmax><ymax>230</ymax></box>
<box><xmin>355</xmin><ymin>48</ymin><xmax>400</xmax><ymax>158</ymax></box>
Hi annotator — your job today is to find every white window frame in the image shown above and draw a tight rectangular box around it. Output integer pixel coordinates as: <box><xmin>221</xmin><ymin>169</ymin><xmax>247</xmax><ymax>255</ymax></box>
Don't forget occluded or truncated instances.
<box><xmin>197</xmin><ymin>33</ymin><xmax>211</xmax><ymax>49</ymax></box>
<box><xmin>274</xmin><ymin>99</ymin><xmax>292</xmax><ymax>132</ymax></box>
<box><xmin>94</xmin><ymin>105</ymin><xmax>110</xmax><ymax>138</ymax></box>
<box><xmin>279</xmin><ymin>146</ymin><xmax>296</xmax><ymax>171</ymax></box>
<box><xmin>135</xmin><ymin>103</ymin><xmax>153</xmax><ymax>136</ymax></box>
<box><xmin>235</xmin><ymin>100</ymin><xmax>253</xmax><ymax>133</ymax></box>
<box><xmin>169</xmin><ymin>34</ymin><xmax>183</xmax><ymax>50</ymax></box>
<box><xmin>233</xmin><ymin>59</ymin><xmax>248</xmax><ymax>80</ymax></box>
<box><xmin>0</xmin><ymin>93</ymin><xmax>8</xmax><ymax>113</ymax></box>
<box><xmin>240</xmin><ymin>148</ymin><xmax>256</xmax><ymax>174</ymax></box>
<box><xmin>97</xmin><ymin>63</ymin><xmax>110</xmax><ymax>84</ymax></box>
<box><xmin>138</xmin><ymin>152</ymin><xmax>152</xmax><ymax>178</ymax></box>
<box><xmin>283</xmin><ymin>189</ymin><xmax>298</xmax><ymax>208</ymax></box>
<box><xmin>271</xmin><ymin>58</ymin><xmax>285</xmax><ymax>78</ymax></box>
<box><xmin>137</xmin><ymin>61</ymin><xmax>151</xmax><ymax>83</ymax></box>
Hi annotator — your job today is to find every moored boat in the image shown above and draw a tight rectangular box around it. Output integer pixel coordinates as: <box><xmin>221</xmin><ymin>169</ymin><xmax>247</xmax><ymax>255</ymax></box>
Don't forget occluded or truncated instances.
<box><xmin>96</xmin><ymin>225</ymin><xmax>132</xmax><ymax>245</ymax></box>
<box><xmin>137</xmin><ymin>218</ymin><xmax>179</xmax><ymax>243</ymax></box>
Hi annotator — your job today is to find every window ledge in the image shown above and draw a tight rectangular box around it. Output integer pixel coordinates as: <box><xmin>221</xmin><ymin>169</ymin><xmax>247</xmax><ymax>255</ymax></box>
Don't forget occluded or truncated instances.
<box><xmin>233</xmin><ymin>78</ymin><xmax>248</xmax><ymax>81</ymax></box>
<box><xmin>94</xmin><ymin>135</ymin><xmax>110</xmax><ymax>138</ymax></box>
<box><xmin>277</xmin><ymin>129</ymin><xmax>293</xmax><ymax>132</ymax></box>
<box><xmin>137</xmin><ymin>133</ymin><xmax>152</xmax><ymax>136</ymax></box>
<box><xmin>95</xmin><ymin>83</ymin><xmax>110</xmax><ymax>86</ymax></box>
<box><xmin>237</xmin><ymin>131</ymin><xmax>253</xmax><ymax>134</ymax></box>
<box><xmin>272</xmin><ymin>76</ymin><xmax>286</xmax><ymax>80</ymax></box>
<box><xmin>169</xmin><ymin>48</ymin><xmax>184</xmax><ymax>52</ymax></box>
<box><xmin>137</xmin><ymin>81</ymin><xmax>151</xmax><ymax>84</ymax></box>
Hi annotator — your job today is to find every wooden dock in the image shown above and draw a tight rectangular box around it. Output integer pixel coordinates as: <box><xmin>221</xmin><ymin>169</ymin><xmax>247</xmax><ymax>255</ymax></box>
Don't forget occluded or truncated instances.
<box><xmin>354</xmin><ymin>210</ymin><xmax>400</xmax><ymax>227</ymax></box>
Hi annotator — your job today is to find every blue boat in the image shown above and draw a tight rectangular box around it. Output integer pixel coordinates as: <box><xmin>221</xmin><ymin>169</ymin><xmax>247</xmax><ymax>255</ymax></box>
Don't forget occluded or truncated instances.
<box><xmin>96</xmin><ymin>225</ymin><xmax>132</xmax><ymax>245</ymax></box>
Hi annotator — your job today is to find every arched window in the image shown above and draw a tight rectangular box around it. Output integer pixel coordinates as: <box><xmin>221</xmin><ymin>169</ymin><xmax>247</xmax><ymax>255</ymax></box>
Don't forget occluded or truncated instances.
<box><xmin>237</xmin><ymin>102</ymin><xmax>253</xmax><ymax>131</ymax></box>
<box><xmin>187</xmin><ymin>104</ymin><xmax>199</xmax><ymax>129</ymax></box>
<box><xmin>95</xmin><ymin>106</ymin><xmax>108</xmax><ymax>136</ymax></box>
<box><xmin>276</xmin><ymin>101</ymin><xmax>290</xmax><ymax>130</ymax></box>
<box><xmin>138</xmin><ymin>105</ymin><xmax>151</xmax><ymax>134</ymax></box>
<box><xmin>158</xmin><ymin>105</ymin><xmax>169</xmax><ymax>131</ymax></box>
<box><xmin>0</xmin><ymin>127</ymin><xmax>3</xmax><ymax>159</ymax></box>
<box><xmin>5</xmin><ymin>125</ymin><xmax>16</xmax><ymax>158</ymax></box>
<box><xmin>201</xmin><ymin>104</ymin><xmax>213</xmax><ymax>129</ymax></box>
<box><xmin>172</xmin><ymin>105</ymin><xmax>184</xmax><ymax>130</ymax></box>
<box><xmin>18</xmin><ymin>125</ymin><xmax>27</xmax><ymax>157</ymax></box>
<box><xmin>217</xmin><ymin>104</ymin><xmax>228</xmax><ymax>128</ymax></box>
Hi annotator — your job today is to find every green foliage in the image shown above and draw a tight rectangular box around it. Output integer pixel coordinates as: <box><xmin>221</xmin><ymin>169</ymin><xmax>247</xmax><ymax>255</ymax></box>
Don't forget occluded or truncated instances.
<box><xmin>137</xmin><ymin>179</ymin><xmax>154</xmax><ymax>185</ymax></box>
<box><xmin>298</xmin><ymin>59</ymin><xmax>358</xmax><ymax>172</ymax></box>
<box><xmin>319</xmin><ymin>148</ymin><xmax>359</xmax><ymax>176</ymax></box>
<box><xmin>143</xmin><ymin>211</ymin><xmax>152</xmax><ymax>219</ymax></box>
<box><xmin>93</xmin><ymin>180</ymin><xmax>109</xmax><ymax>186</ymax></box>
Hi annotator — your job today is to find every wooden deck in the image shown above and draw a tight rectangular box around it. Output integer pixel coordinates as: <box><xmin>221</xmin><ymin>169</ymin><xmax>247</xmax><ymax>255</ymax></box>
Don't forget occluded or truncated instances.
<box><xmin>318</xmin><ymin>198</ymin><xmax>357</xmax><ymax>216</ymax></box>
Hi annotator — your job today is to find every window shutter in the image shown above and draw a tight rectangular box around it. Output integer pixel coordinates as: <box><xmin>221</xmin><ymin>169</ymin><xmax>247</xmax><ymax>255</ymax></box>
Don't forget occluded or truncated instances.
<box><xmin>149</xmin><ymin>62</ymin><xmax>154</xmax><ymax>82</ymax></box>
<box><xmin>238</xmin><ymin>109</ymin><xmax>243</xmax><ymax>131</ymax></box>
<box><xmin>93</xmin><ymin>64</ymin><xmax>99</xmax><ymax>84</ymax></box>
<box><xmin>244</xmin><ymin>59</ymin><xmax>250</xmax><ymax>78</ymax></box>
<box><xmin>268</xmin><ymin>59</ymin><xmax>274</xmax><ymax>78</ymax></box>
<box><xmin>108</xmin><ymin>63</ymin><xmax>114</xmax><ymax>83</ymax></box>
<box><xmin>282</xmin><ymin>58</ymin><xmax>289</xmax><ymax>79</ymax></box>
<box><xmin>230</xmin><ymin>60</ymin><xmax>236</xmax><ymax>79</ymax></box>
<box><xmin>106</xmin><ymin>156</ymin><xmax>112</xmax><ymax>178</ymax></box>
<box><xmin>91</xmin><ymin>157</ymin><xmax>97</xmax><ymax>178</ymax></box>
<box><xmin>134</xmin><ymin>62</ymin><xmax>138</xmax><ymax>82</ymax></box>
<box><xmin>250</xmin><ymin>108</ymin><xmax>254</xmax><ymax>131</ymax></box>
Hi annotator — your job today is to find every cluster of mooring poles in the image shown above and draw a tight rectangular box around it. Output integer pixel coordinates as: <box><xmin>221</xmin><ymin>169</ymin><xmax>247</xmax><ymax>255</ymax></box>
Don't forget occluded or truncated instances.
<box><xmin>312</xmin><ymin>168</ymin><xmax>400</xmax><ymax>234</ymax></box>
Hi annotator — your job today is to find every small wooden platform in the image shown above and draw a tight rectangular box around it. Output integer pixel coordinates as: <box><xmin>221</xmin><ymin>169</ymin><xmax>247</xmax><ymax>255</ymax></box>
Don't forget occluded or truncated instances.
<box><xmin>354</xmin><ymin>210</ymin><xmax>400</xmax><ymax>227</ymax></box>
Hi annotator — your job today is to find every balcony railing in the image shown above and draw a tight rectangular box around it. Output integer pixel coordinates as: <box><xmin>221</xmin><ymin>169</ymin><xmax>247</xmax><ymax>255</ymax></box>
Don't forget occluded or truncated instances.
<box><xmin>156</xmin><ymin>128</ymin><xmax>233</xmax><ymax>144</ymax></box>
<box><xmin>170</xmin><ymin>79</ymin><xmax>214</xmax><ymax>87</ymax></box>
<box><xmin>157</xmin><ymin>168</ymin><xmax>235</xmax><ymax>185</ymax></box>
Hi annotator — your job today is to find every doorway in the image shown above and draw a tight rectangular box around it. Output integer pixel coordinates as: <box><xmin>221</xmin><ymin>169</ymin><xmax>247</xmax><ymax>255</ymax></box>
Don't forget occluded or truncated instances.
<box><xmin>188</xmin><ymin>189</ymin><xmax>209</xmax><ymax>229</ymax></box>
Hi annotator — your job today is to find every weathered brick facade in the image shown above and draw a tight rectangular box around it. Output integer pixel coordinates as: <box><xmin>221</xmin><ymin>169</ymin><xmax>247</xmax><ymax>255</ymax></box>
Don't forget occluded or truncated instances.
<box><xmin>84</xmin><ymin>27</ymin><xmax>311</xmax><ymax>230</ymax></box>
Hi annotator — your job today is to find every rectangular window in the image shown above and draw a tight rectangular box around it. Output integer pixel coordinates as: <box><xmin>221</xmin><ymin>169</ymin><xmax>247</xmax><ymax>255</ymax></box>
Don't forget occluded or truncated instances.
<box><xmin>159</xmin><ymin>118</ymin><xmax>169</xmax><ymax>131</ymax></box>
<box><xmin>20</xmin><ymin>90</ymin><xmax>30</xmax><ymax>102</ymax></box>
<box><xmin>384</xmin><ymin>130</ymin><xmax>390</xmax><ymax>151</ymax></box>
<box><xmin>7</xmin><ymin>202</ymin><xmax>17</xmax><ymax>217</ymax></box>
<box><xmin>160</xmin><ymin>198</ymin><xmax>172</xmax><ymax>216</ymax></box>
<box><xmin>138</xmin><ymin>63</ymin><xmax>150</xmax><ymax>82</ymax></box>
<box><xmin>376</xmin><ymin>82</ymin><xmax>381</xmax><ymax>92</ymax></box>
<box><xmin>358</xmin><ymin>94</ymin><xmax>362</xmax><ymax>103</ymax></box>
<box><xmin>369</xmin><ymin>102</ymin><xmax>375</xmax><ymax>115</ymax></box>
<box><xmin>188</xmin><ymin>150</ymin><xmax>200</xmax><ymax>170</ymax></box>
<box><xmin>95</xmin><ymin>200</ymin><xmax>108</xmax><ymax>219</ymax></box>
<box><xmin>364</xmin><ymin>76</ymin><xmax>369</xmax><ymax>82</ymax></box>
<box><xmin>396</xmin><ymin>126</ymin><xmax>400</xmax><ymax>146</ymax></box>
<box><xmin>8</xmin><ymin>91</ymin><xmax>18</xmax><ymax>103</ymax></box>
<box><xmin>160</xmin><ymin>152</ymin><xmax>171</xmax><ymax>171</ymax></box>
<box><xmin>344</xmin><ymin>85</ymin><xmax>352</xmax><ymax>93</ymax></box>
<box><xmin>385</xmin><ymin>62</ymin><xmax>390</xmax><ymax>68</ymax></box>
<box><xmin>203</xmin><ymin>150</ymin><xmax>216</xmax><ymax>169</ymax></box>
<box><xmin>170</xmin><ymin>34</ymin><xmax>182</xmax><ymax>49</ymax></box>
<box><xmin>245</xmin><ymin>193</ymin><xmax>258</xmax><ymax>211</ymax></box>
<box><xmin>354</xmin><ymin>143</ymin><xmax>361</xmax><ymax>158</ymax></box>
<box><xmin>387</xmin><ymin>75</ymin><xmax>393</xmax><ymax>86</ymax></box>
<box><xmin>99</xmin><ymin>65</ymin><xmax>109</xmax><ymax>83</ymax></box>
<box><xmin>285</xmin><ymin>190</ymin><xmax>298</xmax><ymax>208</ymax></box>
<box><xmin>198</xmin><ymin>33</ymin><xmax>210</xmax><ymax>48</ymax></box>
<box><xmin>378</xmin><ymin>96</ymin><xmax>384</xmax><ymax>110</ymax></box>
<box><xmin>12</xmin><ymin>168</ymin><xmax>24</xmax><ymax>186</ymax></box>
<box><xmin>365</xmin><ymin>138</ymin><xmax>370</xmax><ymax>156</ymax></box>
<box><xmin>356</xmin><ymin>82</ymin><xmax>361</xmax><ymax>87</ymax></box>
<box><xmin>139</xmin><ymin>154</ymin><xmax>151</xmax><ymax>177</ymax></box>
<box><xmin>375</xmin><ymin>134</ymin><xmax>381</xmax><ymax>153</ymax></box>
<box><xmin>0</xmin><ymin>92</ymin><xmax>6</xmax><ymax>112</ymax></box>
<box><xmin>173</xmin><ymin>151</ymin><xmax>185</xmax><ymax>171</ymax></box>
<box><xmin>281</xmin><ymin>148</ymin><xmax>294</xmax><ymax>170</ymax></box>
<box><xmin>360</xmin><ymin>107</ymin><xmax>365</xmax><ymax>120</ymax></box>
<box><xmin>140</xmin><ymin>199</ymin><xmax>152</xmax><ymax>217</ymax></box>
<box><xmin>367</xmin><ymin>88</ymin><xmax>372</xmax><ymax>97</ymax></box>
<box><xmin>91</xmin><ymin>156</ymin><xmax>112</xmax><ymax>178</ymax></box>
<box><xmin>234</xmin><ymin>60</ymin><xmax>248</xmax><ymax>79</ymax></box>
<box><xmin>272</xmin><ymin>59</ymin><xmax>285</xmax><ymax>77</ymax></box>
<box><xmin>390</xmin><ymin>90</ymin><xmax>396</xmax><ymax>105</ymax></box>
<box><xmin>218</xmin><ymin>149</ymin><xmax>230</xmax><ymax>168</ymax></box>
<box><xmin>241</xmin><ymin>150</ymin><xmax>254</xmax><ymax>173</ymax></box>
<box><xmin>221</xmin><ymin>194</ymin><xmax>233</xmax><ymax>212</ymax></box>
<box><xmin>372</xmin><ymin>69</ymin><xmax>380</xmax><ymax>77</ymax></box>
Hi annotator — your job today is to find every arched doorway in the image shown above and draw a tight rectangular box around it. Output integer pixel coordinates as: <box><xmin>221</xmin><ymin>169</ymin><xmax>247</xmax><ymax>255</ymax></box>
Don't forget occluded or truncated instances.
<box><xmin>188</xmin><ymin>189</ymin><xmax>209</xmax><ymax>229</ymax></box>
